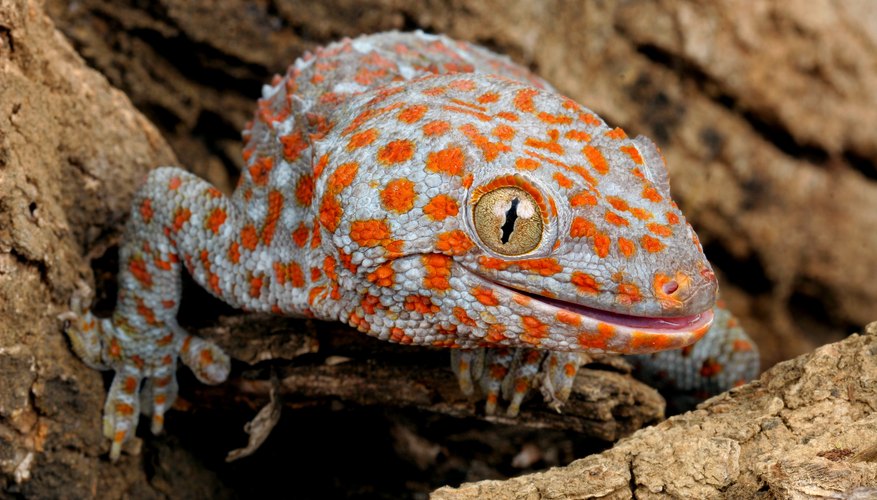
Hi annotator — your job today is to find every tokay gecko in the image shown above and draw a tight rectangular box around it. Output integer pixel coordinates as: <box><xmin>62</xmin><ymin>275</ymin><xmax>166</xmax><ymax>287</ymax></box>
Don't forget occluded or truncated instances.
<box><xmin>61</xmin><ymin>31</ymin><xmax>759</xmax><ymax>461</ymax></box>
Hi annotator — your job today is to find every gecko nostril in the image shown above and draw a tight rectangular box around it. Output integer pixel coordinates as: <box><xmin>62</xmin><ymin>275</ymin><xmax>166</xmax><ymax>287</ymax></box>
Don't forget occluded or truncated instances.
<box><xmin>662</xmin><ymin>280</ymin><xmax>679</xmax><ymax>295</ymax></box>
<box><xmin>701</xmin><ymin>268</ymin><xmax>716</xmax><ymax>283</ymax></box>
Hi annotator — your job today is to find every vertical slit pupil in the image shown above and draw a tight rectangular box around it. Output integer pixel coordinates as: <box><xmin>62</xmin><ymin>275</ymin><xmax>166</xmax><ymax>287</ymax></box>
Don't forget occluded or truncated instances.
<box><xmin>500</xmin><ymin>198</ymin><xmax>519</xmax><ymax>244</ymax></box>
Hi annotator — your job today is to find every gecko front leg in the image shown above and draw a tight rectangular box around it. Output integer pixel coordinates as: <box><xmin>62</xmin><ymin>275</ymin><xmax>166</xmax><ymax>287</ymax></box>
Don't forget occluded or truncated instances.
<box><xmin>63</xmin><ymin>167</ymin><xmax>245</xmax><ymax>460</ymax></box>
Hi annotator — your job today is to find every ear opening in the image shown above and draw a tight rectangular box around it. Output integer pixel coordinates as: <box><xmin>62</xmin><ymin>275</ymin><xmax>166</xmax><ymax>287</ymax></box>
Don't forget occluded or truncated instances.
<box><xmin>633</xmin><ymin>135</ymin><xmax>672</xmax><ymax>199</ymax></box>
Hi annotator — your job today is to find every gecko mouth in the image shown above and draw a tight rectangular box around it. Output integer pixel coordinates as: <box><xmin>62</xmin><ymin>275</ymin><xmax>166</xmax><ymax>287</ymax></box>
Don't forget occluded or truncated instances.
<box><xmin>484</xmin><ymin>278</ymin><xmax>714</xmax><ymax>335</ymax></box>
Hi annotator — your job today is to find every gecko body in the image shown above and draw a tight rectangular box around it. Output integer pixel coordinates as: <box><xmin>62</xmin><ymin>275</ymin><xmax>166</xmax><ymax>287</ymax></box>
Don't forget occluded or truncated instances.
<box><xmin>63</xmin><ymin>32</ymin><xmax>757</xmax><ymax>460</ymax></box>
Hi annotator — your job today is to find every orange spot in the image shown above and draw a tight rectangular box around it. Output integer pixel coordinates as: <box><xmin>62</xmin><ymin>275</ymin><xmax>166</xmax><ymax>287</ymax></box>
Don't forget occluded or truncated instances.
<box><xmin>478</xmin><ymin>256</ymin><xmax>510</xmax><ymax>271</ymax></box>
<box><xmin>524</xmin><ymin>132</ymin><xmax>564</xmax><ymax>155</ymax></box>
<box><xmin>228</xmin><ymin>241</ymin><xmax>240</xmax><ymax>264</ymax></box>
<box><xmin>517</xmin><ymin>258</ymin><xmax>563</xmax><ymax>276</ymax></box>
<box><xmin>435</xmin><ymin>230</ymin><xmax>474</xmax><ymax>255</ymax></box>
<box><xmin>206</xmin><ymin>207</ymin><xmax>227</xmax><ymax>234</ymax></box>
<box><xmin>248</xmin><ymin>157</ymin><xmax>274</xmax><ymax>185</ymax></box>
<box><xmin>281</xmin><ymin>130</ymin><xmax>309</xmax><ymax>161</ymax></box>
<box><xmin>477</xmin><ymin>91</ymin><xmax>500</xmax><ymax>103</ymax></box>
<box><xmin>261</xmin><ymin>190</ymin><xmax>284</xmax><ymax>245</ymax></box>
<box><xmin>556</xmin><ymin>310</ymin><xmax>582</xmax><ymax>327</ymax></box>
<box><xmin>157</xmin><ymin>333</ymin><xmax>174</xmax><ymax>346</ymax></box>
<box><xmin>380</xmin><ymin>178</ymin><xmax>417</xmax><ymax>213</ymax></box>
<box><xmin>619</xmin><ymin>145</ymin><xmax>643</xmax><ymax>164</ymax></box>
<box><xmin>360</xmin><ymin>294</ymin><xmax>382</xmax><ymax>315</ymax></box>
<box><xmin>367</xmin><ymin>262</ymin><xmax>395</xmax><ymax>287</ymax></box>
<box><xmin>538</xmin><ymin>111</ymin><xmax>573</xmax><ymax>125</ymax></box>
<box><xmin>570</xmin><ymin>191</ymin><xmax>597</xmax><ymax>207</ymax></box>
<box><xmin>647</xmin><ymin>223</ymin><xmax>673</xmax><ymax>237</ymax></box>
<box><xmin>313</xmin><ymin>153</ymin><xmax>329</xmax><ymax>178</ymax></box>
<box><xmin>642</xmin><ymin>186</ymin><xmax>663</xmax><ymax>203</ymax></box>
<box><xmin>582</xmin><ymin>145</ymin><xmax>609</xmax><ymax>174</ymax></box>
<box><xmin>422</xmin><ymin>194</ymin><xmax>459</xmax><ymax>221</ymax></box>
<box><xmin>571</xmin><ymin>272</ymin><xmax>600</xmax><ymax>294</ymax></box>
<box><xmin>492</xmin><ymin>124</ymin><xmax>516</xmax><ymax>141</ymax></box>
<box><xmin>292</xmin><ymin>223</ymin><xmax>310</xmax><ymax>247</ymax></box>
<box><xmin>449</xmin><ymin>78</ymin><xmax>477</xmax><ymax>91</ymax></box>
<box><xmin>241</xmin><ymin>224</ymin><xmax>259</xmax><ymax>251</ymax></box>
<box><xmin>350</xmin><ymin>219</ymin><xmax>391</xmax><ymax>248</ymax></box>
<box><xmin>641</xmin><ymin>235</ymin><xmax>666</xmax><ymax>253</ymax></box>
<box><xmin>422</xmin><ymin>254</ymin><xmax>452</xmax><ymax>291</ymax></box>
<box><xmin>423</xmin><ymin>120</ymin><xmax>450</xmax><ymax>136</ymax></box>
<box><xmin>426</xmin><ymin>146</ymin><xmax>465</xmax><ymax>176</ymax></box>
<box><xmin>564</xmin><ymin>130</ymin><xmax>591</xmax><ymax>142</ymax></box>
<box><xmin>496</xmin><ymin>111</ymin><xmax>519</xmax><ymax>122</ymax></box>
<box><xmin>521</xmin><ymin>316</ymin><xmax>549</xmax><ymax>345</ymax></box>
<box><xmin>606</xmin><ymin>196</ymin><xmax>629</xmax><ymax>212</ymax></box>
<box><xmin>471</xmin><ymin>286</ymin><xmax>499</xmax><ymax>306</ymax></box>
<box><xmin>618</xmin><ymin>237</ymin><xmax>636</xmax><ymax>258</ymax></box>
<box><xmin>116</xmin><ymin>403</ymin><xmax>134</xmax><ymax>416</ymax></box>
<box><xmin>486</xmin><ymin>324</ymin><xmax>507</xmax><ymax>343</ymax></box>
<box><xmin>389</xmin><ymin>327</ymin><xmax>413</xmax><ymax>344</ymax></box>
<box><xmin>200</xmin><ymin>348</ymin><xmax>215</xmax><ymax>366</ymax></box>
<box><xmin>404</xmin><ymin>294</ymin><xmax>440</xmax><ymax>314</ymax></box>
<box><xmin>453</xmin><ymin>307</ymin><xmax>478</xmax><ymax>327</ymax></box>
<box><xmin>700</xmin><ymin>358</ymin><xmax>723</xmax><ymax>378</ymax></box>
<box><xmin>249</xmin><ymin>276</ymin><xmax>263</xmax><ymax>298</ymax></box>
<box><xmin>397</xmin><ymin>104</ymin><xmax>428</xmax><ymax>123</ymax></box>
<box><xmin>553</xmin><ymin>172</ymin><xmax>573</xmax><ymax>189</ymax></box>
<box><xmin>327</xmin><ymin>162</ymin><xmax>359</xmax><ymax>194</ymax></box>
<box><xmin>135</xmin><ymin>298</ymin><xmax>156</xmax><ymax>326</ymax></box>
<box><xmin>323</xmin><ymin>255</ymin><xmax>338</xmax><ymax>281</ymax></box>
<box><xmin>172</xmin><ymin>208</ymin><xmax>191</xmax><ymax>232</ymax></box>
<box><xmin>378</xmin><ymin>139</ymin><xmax>415</xmax><ymax>165</ymax></box>
<box><xmin>295</xmin><ymin>174</ymin><xmax>315</xmax><ymax>206</ymax></box>
<box><xmin>139</xmin><ymin>199</ymin><xmax>153</xmax><ymax>223</ymax></box>
<box><xmin>577</xmin><ymin>322</ymin><xmax>615</xmax><ymax>350</ymax></box>
<box><xmin>347</xmin><ymin>310</ymin><xmax>369</xmax><ymax>332</ymax></box>
<box><xmin>606</xmin><ymin>127</ymin><xmax>627</xmax><ymax>139</ymax></box>
<box><xmin>318</xmin><ymin>196</ymin><xmax>343</xmax><ymax>233</ymax></box>
<box><xmin>347</xmin><ymin>128</ymin><xmax>379</xmax><ymax>150</ymax></box>
<box><xmin>616</xmin><ymin>283</ymin><xmax>642</xmax><ymax>305</ymax></box>
<box><xmin>604</xmin><ymin>211</ymin><xmax>629</xmax><ymax>226</ymax></box>
<box><xmin>124</xmin><ymin>377</ymin><xmax>138</xmax><ymax>394</ymax></box>
<box><xmin>168</xmin><ymin>177</ymin><xmax>182</xmax><ymax>190</ymax></box>
<box><xmin>515</xmin><ymin>157</ymin><xmax>540</xmax><ymax>170</ymax></box>
<box><xmin>630</xmin><ymin>208</ymin><xmax>653</xmax><ymax>220</ymax></box>
<box><xmin>460</xmin><ymin>123</ymin><xmax>511</xmax><ymax>162</ymax></box>
<box><xmin>128</xmin><ymin>256</ymin><xmax>152</xmax><ymax>288</ymax></box>
<box><xmin>666</xmin><ymin>212</ymin><xmax>680</xmax><ymax>224</ymax></box>
<box><xmin>339</xmin><ymin>249</ymin><xmax>358</xmax><ymax>273</ymax></box>
<box><xmin>733</xmin><ymin>340</ymin><xmax>754</xmax><ymax>352</ymax></box>
<box><xmin>570</xmin><ymin>217</ymin><xmax>596</xmax><ymax>238</ymax></box>
<box><xmin>513</xmin><ymin>88</ymin><xmax>537</xmax><ymax>113</ymax></box>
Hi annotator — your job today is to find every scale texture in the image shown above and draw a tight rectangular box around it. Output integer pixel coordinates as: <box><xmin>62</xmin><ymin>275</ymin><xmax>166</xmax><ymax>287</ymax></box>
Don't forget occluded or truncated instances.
<box><xmin>62</xmin><ymin>31</ymin><xmax>758</xmax><ymax>460</ymax></box>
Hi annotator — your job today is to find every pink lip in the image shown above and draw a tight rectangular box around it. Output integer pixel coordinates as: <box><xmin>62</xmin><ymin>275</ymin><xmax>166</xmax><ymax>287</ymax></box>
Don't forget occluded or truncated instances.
<box><xmin>490</xmin><ymin>280</ymin><xmax>714</xmax><ymax>334</ymax></box>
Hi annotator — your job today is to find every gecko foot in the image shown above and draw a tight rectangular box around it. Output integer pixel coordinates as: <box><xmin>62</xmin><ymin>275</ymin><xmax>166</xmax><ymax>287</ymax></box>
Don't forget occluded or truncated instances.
<box><xmin>451</xmin><ymin>348</ymin><xmax>583</xmax><ymax>417</ymax></box>
<box><xmin>60</xmin><ymin>283</ymin><xmax>230</xmax><ymax>461</ymax></box>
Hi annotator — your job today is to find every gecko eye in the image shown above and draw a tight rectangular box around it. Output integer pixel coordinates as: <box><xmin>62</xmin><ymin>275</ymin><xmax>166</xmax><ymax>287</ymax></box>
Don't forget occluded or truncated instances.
<box><xmin>473</xmin><ymin>187</ymin><xmax>543</xmax><ymax>256</ymax></box>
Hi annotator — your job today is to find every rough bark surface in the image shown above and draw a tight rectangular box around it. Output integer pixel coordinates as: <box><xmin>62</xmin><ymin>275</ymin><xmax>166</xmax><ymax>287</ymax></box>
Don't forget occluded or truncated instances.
<box><xmin>433</xmin><ymin>323</ymin><xmax>877</xmax><ymax>499</ymax></box>
<box><xmin>0</xmin><ymin>0</ymin><xmax>226</xmax><ymax>497</ymax></box>
<box><xmin>1</xmin><ymin>0</ymin><xmax>876</xmax><ymax>497</ymax></box>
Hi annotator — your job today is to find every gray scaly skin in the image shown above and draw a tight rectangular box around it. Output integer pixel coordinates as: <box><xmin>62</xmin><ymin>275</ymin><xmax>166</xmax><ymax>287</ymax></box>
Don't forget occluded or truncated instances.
<box><xmin>62</xmin><ymin>31</ymin><xmax>758</xmax><ymax>461</ymax></box>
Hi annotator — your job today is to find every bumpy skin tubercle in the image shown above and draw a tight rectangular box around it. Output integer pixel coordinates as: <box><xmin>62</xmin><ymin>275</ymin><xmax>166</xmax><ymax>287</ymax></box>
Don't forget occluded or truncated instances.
<box><xmin>63</xmin><ymin>31</ymin><xmax>753</xmax><ymax>460</ymax></box>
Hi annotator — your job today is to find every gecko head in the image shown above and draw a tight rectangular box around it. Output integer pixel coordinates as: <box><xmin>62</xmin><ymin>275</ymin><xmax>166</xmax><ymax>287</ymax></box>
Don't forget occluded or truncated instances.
<box><xmin>319</xmin><ymin>73</ymin><xmax>716</xmax><ymax>352</ymax></box>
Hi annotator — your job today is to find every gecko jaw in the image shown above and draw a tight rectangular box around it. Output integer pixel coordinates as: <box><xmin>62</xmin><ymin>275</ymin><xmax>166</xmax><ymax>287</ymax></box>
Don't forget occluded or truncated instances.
<box><xmin>471</xmin><ymin>271</ymin><xmax>715</xmax><ymax>340</ymax></box>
